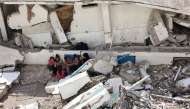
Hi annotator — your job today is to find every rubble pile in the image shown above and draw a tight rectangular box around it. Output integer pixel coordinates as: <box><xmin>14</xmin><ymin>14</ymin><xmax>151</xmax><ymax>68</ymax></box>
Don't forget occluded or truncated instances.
<box><xmin>2</xmin><ymin>53</ymin><xmax>190</xmax><ymax>109</ymax></box>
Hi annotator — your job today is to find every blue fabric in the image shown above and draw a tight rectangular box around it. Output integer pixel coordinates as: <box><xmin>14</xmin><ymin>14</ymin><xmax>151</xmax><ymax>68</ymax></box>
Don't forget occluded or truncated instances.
<box><xmin>117</xmin><ymin>56</ymin><xmax>135</xmax><ymax>64</ymax></box>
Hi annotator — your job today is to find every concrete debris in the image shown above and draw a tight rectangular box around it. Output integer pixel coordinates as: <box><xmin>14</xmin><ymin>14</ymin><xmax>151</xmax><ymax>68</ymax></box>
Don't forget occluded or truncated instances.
<box><xmin>45</xmin><ymin>82</ymin><xmax>59</xmax><ymax>94</ymax></box>
<box><xmin>15</xmin><ymin>33</ymin><xmax>34</xmax><ymax>49</ymax></box>
<box><xmin>0</xmin><ymin>46</ymin><xmax>24</xmax><ymax>68</ymax></box>
<box><xmin>139</xmin><ymin>68</ymin><xmax>151</xmax><ymax>82</ymax></box>
<box><xmin>8</xmin><ymin>5</ymin><xmax>47</xmax><ymax>30</ymax></box>
<box><xmin>25</xmin><ymin>32</ymin><xmax>53</xmax><ymax>47</ymax></box>
<box><xmin>174</xmin><ymin>66</ymin><xmax>181</xmax><ymax>81</ymax></box>
<box><xmin>105</xmin><ymin>78</ymin><xmax>123</xmax><ymax>97</ymax></box>
<box><xmin>58</xmin><ymin>71</ymin><xmax>91</xmax><ymax>99</ymax></box>
<box><xmin>0</xmin><ymin>84</ymin><xmax>7</xmax><ymax>100</ymax></box>
<box><xmin>139</xmin><ymin>60</ymin><xmax>149</xmax><ymax>71</ymax></box>
<box><xmin>22</xmin><ymin>22</ymin><xmax>54</xmax><ymax>35</ymax></box>
<box><xmin>175</xmin><ymin>34</ymin><xmax>187</xmax><ymax>42</ymax></box>
<box><xmin>173</xmin><ymin>17</ymin><xmax>190</xmax><ymax>28</ymax></box>
<box><xmin>148</xmin><ymin>10</ymin><xmax>169</xmax><ymax>46</ymax></box>
<box><xmin>2</xmin><ymin>67</ymin><xmax>15</xmax><ymax>72</ymax></box>
<box><xmin>93</xmin><ymin>60</ymin><xmax>114</xmax><ymax>75</ymax></box>
<box><xmin>177</xmin><ymin>78</ymin><xmax>190</xmax><ymax>87</ymax></box>
<box><xmin>20</xmin><ymin>102</ymin><xmax>39</xmax><ymax>109</ymax></box>
<box><xmin>31</xmin><ymin>4</ymin><xmax>48</xmax><ymax>22</ymax></box>
<box><xmin>0</xmin><ymin>71</ymin><xmax>20</xmax><ymax>86</ymax></box>
<box><xmin>63</xmin><ymin>83</ymin><xmax>111</xmax><ymax>109</ymax></box>
<box><xmin>164</xmin><ymin>11</ymin><xmax>176</xmax><ymax>32</ymax></box>
<box><xmin>119</xmin><ymin>62</ymin><xmax>141</xmax><ymax>84</ymax></box>
<box><xmin>50</xmin><ymin>12</ymin><xmax>68</xmax><ymax>44</ymax></box>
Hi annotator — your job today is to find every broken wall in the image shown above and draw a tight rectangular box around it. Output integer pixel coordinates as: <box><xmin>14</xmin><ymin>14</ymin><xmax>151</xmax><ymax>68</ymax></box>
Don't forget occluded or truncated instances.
<box><xmin>67</xmin><ymin>4</ymin><xmax>153</xmax><ymax>46</ymax></box>
<box><xmin>23</xmin><ymin>49</ymin><xmax>190</xmax><ymax>65</ymax></box>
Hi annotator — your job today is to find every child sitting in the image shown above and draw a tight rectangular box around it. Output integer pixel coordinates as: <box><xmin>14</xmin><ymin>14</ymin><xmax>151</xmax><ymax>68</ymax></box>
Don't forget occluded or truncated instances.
<box><xmin>73</xmin><ymin>54</ymin><xmax>82</xmax><ymax>71</ymax></box>
<box><xmin>57</xmin><ymin>66</ymin><xmax>65</xmax><ymax>80</ymax></box>
<box><xmin>47</xmin><ymin>56</ymin><xmax>54</xmax><ymax>71</ymax></box>
<box><xmin>64</xmin><ymin>56</ymin><xmax>74</xmax><ymax>75</ymax></box>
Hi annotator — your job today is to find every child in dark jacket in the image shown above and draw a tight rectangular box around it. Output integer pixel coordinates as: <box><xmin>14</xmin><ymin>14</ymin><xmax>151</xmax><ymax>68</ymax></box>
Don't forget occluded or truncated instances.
<box><xmin>47</xmin><ymin>57</ymin><xmax>54</xmax><ymax>71</ymax></box>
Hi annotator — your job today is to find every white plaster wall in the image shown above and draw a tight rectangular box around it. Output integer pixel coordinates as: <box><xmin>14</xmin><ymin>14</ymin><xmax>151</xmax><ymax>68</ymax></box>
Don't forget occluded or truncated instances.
<box><xmin>22</xmin><ymin>49</ymin><xmax>190</xmax><ymax>65</ymax></box>
<box><xmin>67</xmin><ymin>4</ymin><xmax>152</xmax><ymax>45</ymax></box>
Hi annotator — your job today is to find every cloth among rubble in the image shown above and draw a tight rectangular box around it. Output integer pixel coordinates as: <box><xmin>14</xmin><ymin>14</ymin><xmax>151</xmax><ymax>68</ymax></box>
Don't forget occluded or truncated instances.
<box><xmin>71</xmin><ymin>42</ymin><xmax>88</xmax><ymax>50</ymax></box>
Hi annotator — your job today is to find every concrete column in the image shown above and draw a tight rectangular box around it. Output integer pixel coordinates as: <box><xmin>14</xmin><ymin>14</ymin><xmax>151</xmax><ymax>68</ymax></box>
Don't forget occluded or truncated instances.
<box><xmin>101</xmin><ymin>3</ymin><xmax>112</xmax><ymax>44</ymax></box>
<box><xmin>0</xmin><ymin>5</ymin><xmax>8</xmax><ymax>41</ymax></box>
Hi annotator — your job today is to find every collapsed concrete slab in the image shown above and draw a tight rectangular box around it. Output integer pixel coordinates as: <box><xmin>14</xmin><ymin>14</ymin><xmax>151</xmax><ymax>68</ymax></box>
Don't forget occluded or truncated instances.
<box><xmin>63</xmin><ymin>83</ymin><xmax>111</xmax><ymax>109</ymax></box>
<box><xmin>7</xmin><ymin>5</ymin><xmax>45</xmax><ymax>30</ymax></box>
<box><xmin>148</xmin><ymin>10</ymin><xmax>169</xmax><ymax>46</ymax></box>
<box><xmin>173</xmin><ymin>17</ymin><xmax>190</xmax><ymax>28</ymax></box>
<box><xmin>25</xmin><ymin>32</ymin><xmax>52</xmax><ymax>47</ymax></box>
<box><xmin>22</xmin><ymin>22</ymin><xmax>54</xmax><ymax>35</ymax></box>
<box><xmin>0</xmin><ymin>72</ymin><xmax>20</xmax><ymax>86</ymax></box>
<box><xmin>31</xmin><ymin>4</ymin><xmax>48</xmax><ymax>22</ymax></box>
<box><xmin>93</xmin><ymin>60</ymin><xmax>113</xmax><ymax>75</ymax></box>
<box><xmin>0</xmin><ymin>46</ymin><xmax>24</xmax><ymax>68</ymax></box>
<box><xmin>50</xmin><ymin>12</ymin><xmax>68</xmax><ymax>44</ymax></box>
<box><xmin>58</xmin><ymin>71</ymin><xmax>91</xmax><ymax>99</ymax></box>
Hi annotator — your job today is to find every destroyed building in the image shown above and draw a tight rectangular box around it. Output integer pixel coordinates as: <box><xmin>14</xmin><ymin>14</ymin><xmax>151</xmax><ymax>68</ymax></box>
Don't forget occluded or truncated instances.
<box><xmin>0</xmin><ymin>0</ymin><xmax>190</xmax><ymax>109</ymax></box>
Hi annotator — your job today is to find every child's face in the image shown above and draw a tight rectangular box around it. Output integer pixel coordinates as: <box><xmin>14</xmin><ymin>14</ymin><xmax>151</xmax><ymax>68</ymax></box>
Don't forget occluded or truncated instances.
<box><xmin>50</xmin><ymin>59</ymin><xmax>54</xmax><ymax>62</ymax></box>
<box><xmin>67</xmin><ymin>58</ymin><xmax>71</xmax><ymax>62</ymax></box>
<box><xmin>56</xmin><ymin>58</ymin><xmax>59</xmax><ymax>61</ymax></box>
<box><xmin>75</xmin><ymin>57</ymin><xmax>78</xmax><ymax>61</ymax></box>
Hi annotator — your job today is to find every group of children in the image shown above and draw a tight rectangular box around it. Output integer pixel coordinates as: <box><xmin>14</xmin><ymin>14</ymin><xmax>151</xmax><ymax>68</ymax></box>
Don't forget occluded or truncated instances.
<box><xmin>46</xmin><ymin>53</ymin><xmax>90</xmax><ymax>80</ymax></box>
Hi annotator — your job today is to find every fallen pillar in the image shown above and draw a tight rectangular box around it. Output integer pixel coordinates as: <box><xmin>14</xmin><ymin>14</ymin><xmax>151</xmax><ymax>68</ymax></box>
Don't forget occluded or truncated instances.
<box><xmin>50</xmin><ymin>12</ymin><xmax>68</xmax><ymax>44</ymax></box>
<box><xmin>148</xmin><ymin>10</ymin><xmax>169</xmax><ymax>46</ymax></box>
<box><xmin>25</xmin><ymin>32</ymin><xmax>52</xmax><ymax>47</ymax></box>
<box><xmin>0</xmin><ymin>46</ymin><xmax>24</xmax><ymax>68</ymax></box>
<box><xmin>58</xmin><ymin>71</ymin><xmax>91</xmax><ymax>99</ymax></box>
<box><xmin>63</xmin><ymin>83</ymin><xmax>111</xmax><ymax>109</ymax></box>
<box><xmin>22</xmin><ymin>22</ymin><xmax>54</xmax><ymax>35</ymax></box>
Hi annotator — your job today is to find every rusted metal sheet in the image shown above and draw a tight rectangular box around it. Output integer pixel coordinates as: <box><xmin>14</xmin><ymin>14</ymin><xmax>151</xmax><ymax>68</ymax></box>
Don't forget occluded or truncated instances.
<box><xmin>54</xmin><ymin>6</ymin><xmax>74</xmax><ymax>33</ymax></box>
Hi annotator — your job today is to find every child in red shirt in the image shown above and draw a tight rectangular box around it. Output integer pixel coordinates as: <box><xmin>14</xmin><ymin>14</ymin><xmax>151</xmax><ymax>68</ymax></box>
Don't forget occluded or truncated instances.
<box><xmin>57</xmin><ymin>66</ymin><xmax>65</xmax><ymax>80</ymax></box>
